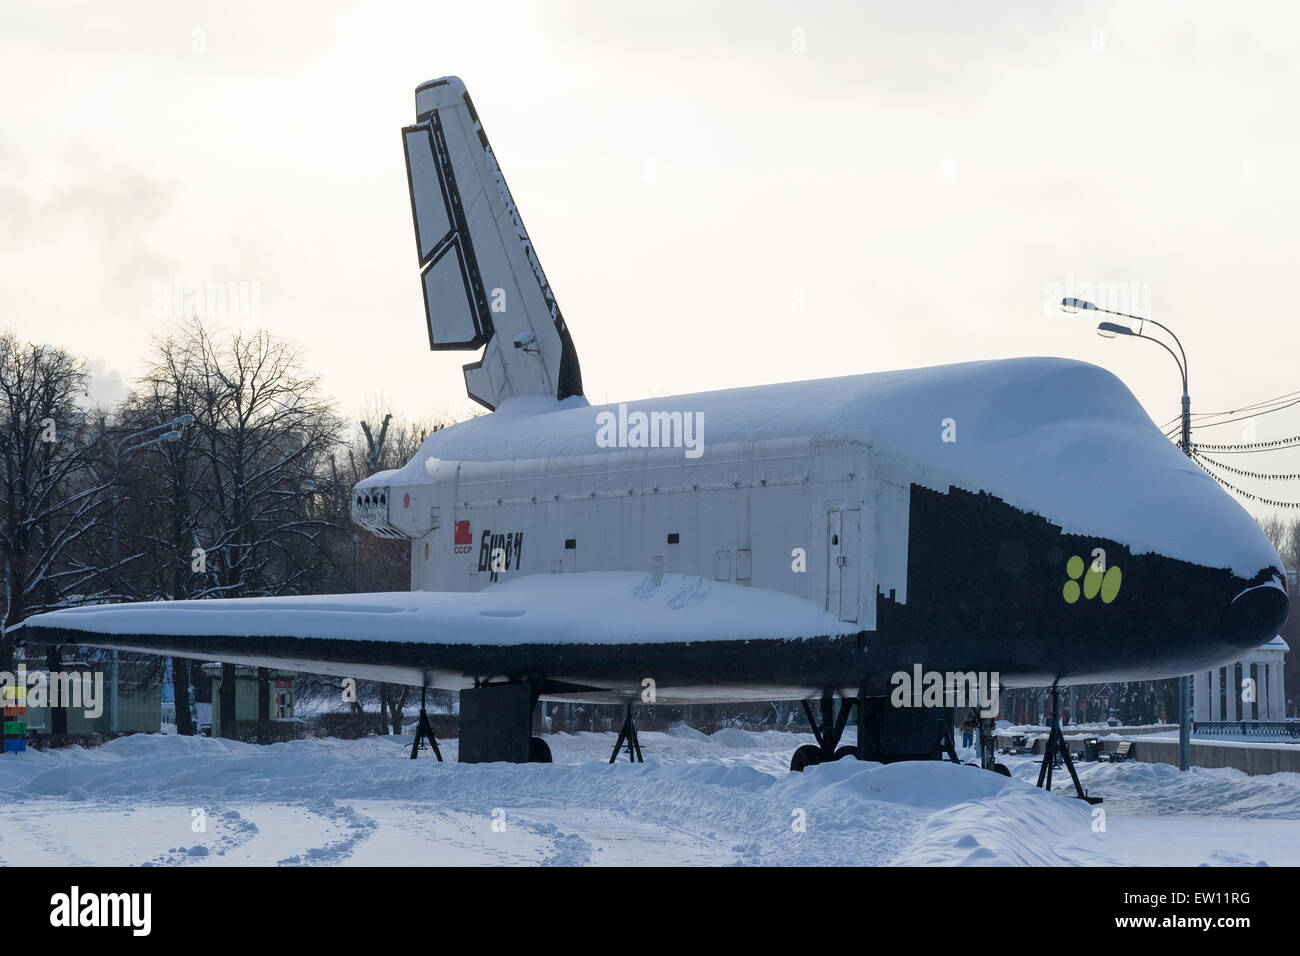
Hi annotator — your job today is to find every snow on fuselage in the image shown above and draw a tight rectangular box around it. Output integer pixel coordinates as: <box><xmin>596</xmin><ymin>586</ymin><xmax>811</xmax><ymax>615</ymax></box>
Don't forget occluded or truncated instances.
<box><xmin>354</xmin><ymin>355</ymin><xmax>1288</xmax><ymax>692</ymax></box>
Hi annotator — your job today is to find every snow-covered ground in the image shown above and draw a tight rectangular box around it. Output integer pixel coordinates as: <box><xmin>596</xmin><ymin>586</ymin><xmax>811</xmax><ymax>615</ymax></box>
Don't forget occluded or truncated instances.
<box><xmin>2</xmin><ymin>729</ymin><xmax>1298</xmax><ymax>866</ymax></box>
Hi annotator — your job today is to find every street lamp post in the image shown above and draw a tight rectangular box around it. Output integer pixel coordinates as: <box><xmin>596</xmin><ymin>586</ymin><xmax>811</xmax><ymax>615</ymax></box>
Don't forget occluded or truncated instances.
<box><xmin>1091</xmin><ymin>315</ymin><xmax>1191</xmax><ymax>454</ymax></box>
<box><xmin>353</xmin><ymin>532</ymin><xmax>360</xmax><ymax>592</ymax></box>
<box><xmin>1062</xmin><ymin>298</ymin><xmax>1193</xmax><ymax>772</ymax></box>
<box><xmin>106</xmin><ymin>413</ymin><xmax>193</xmax><ymax>732</ymax></box>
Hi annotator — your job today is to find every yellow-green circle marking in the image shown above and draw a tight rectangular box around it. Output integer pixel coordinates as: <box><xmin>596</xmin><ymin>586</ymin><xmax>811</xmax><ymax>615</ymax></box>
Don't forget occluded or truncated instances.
<box><xmin>1100</xmin><ymin>565</ymin><xmax>1122</xmax><ymax>603</ymax></box>
<box><xmin>1083</xmin><ymin>565</ymin><xmax>1103</xmax><ymax>600</ymax></box>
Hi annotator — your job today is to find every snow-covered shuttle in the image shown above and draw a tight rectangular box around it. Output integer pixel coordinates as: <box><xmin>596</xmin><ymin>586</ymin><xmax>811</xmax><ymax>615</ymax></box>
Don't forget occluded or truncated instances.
<box><xmin>19</xmin><ymin>78</ymin><xmax>1288</xmax><ymax>770</ymax></box>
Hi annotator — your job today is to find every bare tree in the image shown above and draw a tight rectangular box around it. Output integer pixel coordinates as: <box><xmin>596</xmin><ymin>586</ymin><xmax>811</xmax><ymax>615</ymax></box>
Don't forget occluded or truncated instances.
<box><xmin>150</xmin><ymin>321</ymin><xmax>343</xmax><ymax>599</ymax></box>
<box><xmin>131</xmin><ymin>319</ymin><xmax>342</xmax><ymax>739</ymax></box>
<box><xmin>0</xmin><ymin>332</ymin><xmax>107</xmax><ymax>672</ymax></box>
<box><xmin>117</xmin><ymin>333</ymin><xmax>227</xmax><ymax>735</ymax></box>
<box><xmin>333</xmin><ymin>410</ymin><xmax>445</xmax><ymax>733</ymax></box>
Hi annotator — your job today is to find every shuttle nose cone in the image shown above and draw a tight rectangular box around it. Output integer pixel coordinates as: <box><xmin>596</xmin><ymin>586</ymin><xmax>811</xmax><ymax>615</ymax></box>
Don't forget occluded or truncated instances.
<box><xmin>1219</xmin><ymin>577</ymin><xmax>1289</xmax><ymax>649</ymax></box>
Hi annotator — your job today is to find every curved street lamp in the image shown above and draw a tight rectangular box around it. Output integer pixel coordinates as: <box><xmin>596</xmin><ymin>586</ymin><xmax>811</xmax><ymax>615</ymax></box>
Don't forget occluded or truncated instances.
<box><xmin>1064</xmin><ymin>298</ymin><xmax>1190</xmax><ymax>455</ymax></box>
<box><xmin>107</xmin><ymin>413</ymin><xmax>192</xmax><ymax>732</ymax></box>
<box><xmin>110</xmin><ymin>414</ymin><xmax>195</xmax><ymax>588</ymax></box>
<box><xmin>1061</xmin><ymin>297</ymin><xmax>1193</xmax><ymax>771</ymax></box>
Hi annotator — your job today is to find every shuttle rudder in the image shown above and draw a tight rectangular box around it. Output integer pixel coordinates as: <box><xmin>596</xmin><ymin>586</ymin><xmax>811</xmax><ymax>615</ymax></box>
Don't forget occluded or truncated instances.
<box><xmin>404</xmin><ymin>76</ymin><xmax>584</xmax><ymax>410</ymax></box>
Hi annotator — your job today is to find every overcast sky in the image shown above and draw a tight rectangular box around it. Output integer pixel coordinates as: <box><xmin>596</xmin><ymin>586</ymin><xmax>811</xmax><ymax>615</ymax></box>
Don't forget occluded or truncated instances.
<box><xmin>3</xmin><ymin>1</ymin><xmax>1299</xmax><ymax>515</ymax></box>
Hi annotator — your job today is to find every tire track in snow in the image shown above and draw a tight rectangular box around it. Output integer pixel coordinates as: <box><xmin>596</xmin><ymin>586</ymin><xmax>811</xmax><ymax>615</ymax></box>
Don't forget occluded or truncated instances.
<box><xmin>143</xmin><ymin>807</ymin><xmax>260</xmax><ymax>865</ymax></box>
<box><xmin>276</xmin><ymin>798</ymin><xmax>377</xmax><ymax>865</ymax></box>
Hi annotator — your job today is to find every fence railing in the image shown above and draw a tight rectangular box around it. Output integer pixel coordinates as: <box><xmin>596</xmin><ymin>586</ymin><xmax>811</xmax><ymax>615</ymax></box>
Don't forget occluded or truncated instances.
<box><xmin>1193</xmin><ymin>720</ymin><xmax>1300</xmax><ymax>740</ymax></box>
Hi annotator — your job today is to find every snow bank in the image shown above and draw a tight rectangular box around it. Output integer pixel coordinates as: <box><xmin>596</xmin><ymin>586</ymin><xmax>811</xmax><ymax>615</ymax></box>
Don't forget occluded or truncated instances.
<box><xmin>708</xmin><ymin>728</ymin><xmax>761</xmax><ymax>748</ymax></box>
<box><xmin>773</xmin><ymin>759</ymin><xmax>1014</xmax><ymax>811</ymax></box>
<box><xmin>897</xmin><ymin>787</ymin><xmax>1099</xmax><ymax>865</ymax></box>
<box><xmin>6</xmin><ymin>733</ymin><xmax>1298</xmax><ymax>866</ymax></box>
<box><xmin>665</xmin><ymin>723</ymin><xmax>708</xmax><ymax>741</ymax></box>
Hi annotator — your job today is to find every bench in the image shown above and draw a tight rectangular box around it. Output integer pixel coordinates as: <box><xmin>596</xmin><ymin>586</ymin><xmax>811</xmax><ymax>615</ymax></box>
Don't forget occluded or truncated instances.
<box><xmin>1100</xmin><ymin>740</ymin><xmax>1133</xmax><ymax>763</ymax></box>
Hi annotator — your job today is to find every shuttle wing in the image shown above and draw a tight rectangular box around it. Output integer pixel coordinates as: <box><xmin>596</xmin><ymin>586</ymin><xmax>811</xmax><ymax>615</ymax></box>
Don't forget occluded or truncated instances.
<box><xmin>14</xmin><ymin>573</ymin><xmax>861</xmax><ymax>696</ymax></box>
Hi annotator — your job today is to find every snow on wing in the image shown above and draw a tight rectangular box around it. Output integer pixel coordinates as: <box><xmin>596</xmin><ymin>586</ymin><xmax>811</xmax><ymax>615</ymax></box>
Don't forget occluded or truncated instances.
<box><xmin>17</xmin><ymin>572</ymin><xmax>852</xmax><ymax>646</ymax></box>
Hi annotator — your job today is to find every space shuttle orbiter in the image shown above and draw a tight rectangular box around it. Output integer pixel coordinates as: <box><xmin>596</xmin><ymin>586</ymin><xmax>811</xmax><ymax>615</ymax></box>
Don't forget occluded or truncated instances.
<box><xmin>17</xmin><ymin>78</ymin><xmax>1288</xmax><ymax>770</ymax></box>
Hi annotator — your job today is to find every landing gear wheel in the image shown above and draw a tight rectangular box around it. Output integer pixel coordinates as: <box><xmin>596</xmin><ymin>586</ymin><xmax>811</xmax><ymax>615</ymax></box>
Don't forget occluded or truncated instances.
<box><xmin>529</xmin><ymin>737</ymin><xmax>552</xmax><ymax>763</ymax></box>
<box><xmin>790</xmin><ymin>744</ymin><xmax>823</xmax><ymax>772</ymax></box>
<box><xmin>993</xmin><ymin>763</ymin><xmax>1011</xmax><ymax>777</ymax></box>
<box><xmin>833</xmin><ymin>745</ymin><xmax>858</xmax><ymax>761</ymax></box>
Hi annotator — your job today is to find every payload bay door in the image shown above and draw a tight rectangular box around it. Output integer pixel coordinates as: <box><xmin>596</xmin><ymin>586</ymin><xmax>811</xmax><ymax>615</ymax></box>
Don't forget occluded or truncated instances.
<box><xmin>827</xmin><ymin>508</ymin><xmax>861</xmax><ymax>622</ymax></box>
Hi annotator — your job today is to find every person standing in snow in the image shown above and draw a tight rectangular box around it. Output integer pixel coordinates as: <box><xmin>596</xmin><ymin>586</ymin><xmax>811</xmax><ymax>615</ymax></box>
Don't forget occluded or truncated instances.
<box><xmin>961</xmin><ymin>713</ymin><xmax>977</xmax><ymax>748</ymax></box>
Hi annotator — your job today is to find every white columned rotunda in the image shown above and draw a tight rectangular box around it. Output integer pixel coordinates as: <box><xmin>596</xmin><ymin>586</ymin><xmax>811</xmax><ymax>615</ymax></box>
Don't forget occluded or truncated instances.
<box><xmin>1194</xmin><ymin>637</ymin><xmax>1289</xmax><ymax>722</ymax></box>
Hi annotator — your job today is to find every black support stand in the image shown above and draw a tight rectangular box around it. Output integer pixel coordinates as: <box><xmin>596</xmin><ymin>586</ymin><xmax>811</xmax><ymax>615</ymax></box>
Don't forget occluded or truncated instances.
<box><xmin>609</xmin><ymin>704</ymin><xmax>644</xmax><ymax>763</ymax></box>
<box><xmin>802</xmin><ymin>694</ymin><xmax>856</xmax><ymax>761</ymax></box>
<box><xmin>1035</xmin><ymin>684</ymin><xmax>1100</xmax><ymax>804</ymax></box>
<box><xmin>409</xmin><ymin>685</ymin><xmax>443</xmax><ymax>761</ymax></box>
<box><xmin>936</xmin><ymin>715</ymin><xmax>960</xmax><ymax>764</ymax></box>
<box><xmin>978</xmin><ymin>716</ymin><xmax>997</xmax><ymax>770</ymax></box>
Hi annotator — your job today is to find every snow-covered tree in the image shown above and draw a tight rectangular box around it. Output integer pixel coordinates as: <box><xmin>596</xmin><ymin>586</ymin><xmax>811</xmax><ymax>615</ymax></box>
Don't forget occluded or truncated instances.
<box><xmin>119</xmin><ymin>319</ymin><xmax>342</xmax><ymax>738</ymax></box>
<box><xmin>0</xmin><ymin>332</ymin><xmax>108</xmax><ymax>670</ymax></box>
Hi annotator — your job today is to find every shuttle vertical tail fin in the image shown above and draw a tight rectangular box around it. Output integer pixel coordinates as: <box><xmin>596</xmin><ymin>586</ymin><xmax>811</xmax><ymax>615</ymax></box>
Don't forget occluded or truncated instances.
<box><xmin>402</xmin><ymin>76</ymin><xmax>584</xmax><ymax>411</ymax></box>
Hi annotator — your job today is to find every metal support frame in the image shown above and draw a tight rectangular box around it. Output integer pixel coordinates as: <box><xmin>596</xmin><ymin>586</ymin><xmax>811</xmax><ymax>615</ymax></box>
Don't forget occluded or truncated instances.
<box><xmin>609</xmin><ymin>704</ymin><xmax>644</xmax><ymax>763</ymax></box>
<box><xmin>977</xmin><ymin>716</ymin><xmax>998</xmax><ymax>769</ymax></box>
<box><xmin>800</xmin><ymin>689</ymin><xmax>963</xmax><ymax>765</ymax></box>
<box><xmin>409</xmin><ymin>685</ymin><xmax>443</xmax><ymax>761</ymax></box>
<box><xmin>1179</xmin><ymin>674</ymin><xmax>1191</xmax><ymax>771</ymax></box>
<box><xmin>1035</xmin><ymin>684</ymin><xmax>1101</xmax><ymax>804</ymax></box>
<box><xmin>801</xmin><ymin>693</ymin><xmax>857</xmax><ymax>761</ymax></box>
<box><xmin>936</xmin><ymin>715</ymin><xmax>960</xmax><ymax>764</ymax></box>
